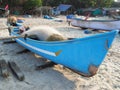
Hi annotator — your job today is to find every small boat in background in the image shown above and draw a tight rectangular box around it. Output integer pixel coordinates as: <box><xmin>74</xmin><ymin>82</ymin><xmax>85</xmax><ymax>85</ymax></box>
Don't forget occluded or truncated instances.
<box><xmin>111</xmin><ymin>15</ymin><xmax>120</xmax><ymax>20</ymax></box>
<box><xmin>71</xmin><ymin>17</ymin><xmax>120</xmax><ymax>31</ymax></box>
<box><xmin>8</xmin><ymin>27</ymin><xmax>118</xmax><ymax>77</ymax></box>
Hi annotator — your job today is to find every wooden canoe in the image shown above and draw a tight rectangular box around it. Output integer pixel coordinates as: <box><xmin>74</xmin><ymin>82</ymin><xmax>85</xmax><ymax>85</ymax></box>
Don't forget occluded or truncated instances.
<box><xmin>9</xmin><ymin>27</ymin><xmax>118</xmax><ymax>77</ymax></box>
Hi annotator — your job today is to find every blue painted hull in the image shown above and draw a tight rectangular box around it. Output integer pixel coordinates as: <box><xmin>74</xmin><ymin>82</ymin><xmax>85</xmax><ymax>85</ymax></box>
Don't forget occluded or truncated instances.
<box><xmin>11</xmin><ymin>28</ymin><xmax>118</xmax><ymax>77</ymax></box>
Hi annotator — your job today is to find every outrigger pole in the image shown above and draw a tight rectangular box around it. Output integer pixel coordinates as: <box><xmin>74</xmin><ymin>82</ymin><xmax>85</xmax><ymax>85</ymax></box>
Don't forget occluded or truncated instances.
<box><xmin>0</xmin><ymin>35</ymin><xmax>27</xmax><ymax>40</ymax></box>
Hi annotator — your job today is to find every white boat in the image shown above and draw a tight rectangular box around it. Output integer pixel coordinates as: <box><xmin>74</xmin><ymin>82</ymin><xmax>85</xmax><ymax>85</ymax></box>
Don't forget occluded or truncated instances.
<box><xmin>71</xmin><ymin>18</ymin><xmax>120</xmax><ymax>31</ymax></box>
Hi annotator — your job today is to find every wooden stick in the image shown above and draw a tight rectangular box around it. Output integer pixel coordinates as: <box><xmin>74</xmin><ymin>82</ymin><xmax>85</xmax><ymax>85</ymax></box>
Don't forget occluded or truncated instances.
<box><xmin>0</xmin><ymin>27</ymin><xmax>8</xmax><ymax>30</ymax></box>
<box><xmin>0</xmin><ymin>35</ymin><xmax>25</xmax><ymax>40</ymax></box>
<box><xmin>85</xmin><ymin>13</ymin><xmax>91</xmax><ymax>20</ymax></box>
<box><xmin>8</xmin><ymin>61</ymin><xmax>25</xmax><ymax>81</ymax></box>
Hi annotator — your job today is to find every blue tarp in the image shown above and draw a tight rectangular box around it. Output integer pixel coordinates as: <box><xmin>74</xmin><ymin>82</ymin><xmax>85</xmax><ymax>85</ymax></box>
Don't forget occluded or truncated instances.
<box><xmin>0</xmin><ymin>8</ymin><xmax>5</xmax><ymax>10</ymax></box>
<box><xmin>66</xmin><ymin>14</ymin><xmax>75</xmax><ymax>19</ymax></box>
<box><xmin>44</xmin><ymin>15</ymin><xmax>53</xmax><ymax>19</ymax></box>
<box><xmin>57</xmin><ymin>4</ymin><xmax>72</xmax><ymax>12</ymax></box>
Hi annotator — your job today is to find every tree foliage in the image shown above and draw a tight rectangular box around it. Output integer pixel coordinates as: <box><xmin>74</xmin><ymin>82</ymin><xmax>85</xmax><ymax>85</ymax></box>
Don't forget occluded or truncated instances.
<box><xmin>1</xmin><ymin>0</ymin><xmax>115</xmax><ymax>10</ymax></box>
<box><xmin>77</xmin><ymin>0</ymin><xmax>114</xmax><ymax>8</ymax></box>
<box><xmin>23</xmin><ymin>0</ymin><xmax>42</xmax><ymax>10</ymax></box>
<box><xmin>42</xmin><ymin>0</ymin><xmax>114</xmax><ymax>8</ymax></box>
<box><xmin>112</xmin><ymin>2</ymin><xmax>120</xmax><ymax>7</ymax></box>
<box><xmin>42</xmin><ymin>0</ymin><xmax>70</xmax><ymax>6</ymax></box>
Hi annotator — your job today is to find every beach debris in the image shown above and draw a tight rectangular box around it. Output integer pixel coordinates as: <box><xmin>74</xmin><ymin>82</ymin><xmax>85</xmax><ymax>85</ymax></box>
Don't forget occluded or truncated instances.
<box><xmin>0</xmin><ymin>60</ymin><xmax>9</xmax><ymax>78</ymax></box>
<box><xmin>8</xmin><ymin>61</ymin><xmax>24</xmax><ymax>81</ymax></box>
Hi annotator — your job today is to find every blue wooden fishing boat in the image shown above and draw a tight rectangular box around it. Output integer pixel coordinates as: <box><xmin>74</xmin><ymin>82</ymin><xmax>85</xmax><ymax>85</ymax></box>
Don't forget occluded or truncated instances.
<box><xmin>9</xmin><ymin>27</ymin><xmax>118</xmax><ymax>77</ymax></box>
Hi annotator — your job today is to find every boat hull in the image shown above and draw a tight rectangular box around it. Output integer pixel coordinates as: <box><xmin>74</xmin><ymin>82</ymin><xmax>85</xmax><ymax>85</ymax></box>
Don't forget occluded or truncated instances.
<box><xmin>11</xmin><ymin>28</ymin><xmax>118</xmax><ymax>77</ymax></box>
<box><xmin>71</xmin><ymin>18</ymin><xmax>120</xmax><ymax>30</ymax></box>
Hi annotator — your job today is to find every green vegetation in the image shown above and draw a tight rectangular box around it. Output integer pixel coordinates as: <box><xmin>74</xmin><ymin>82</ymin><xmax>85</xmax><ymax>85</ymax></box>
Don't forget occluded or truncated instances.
<box><xmin>1</xmin><ymin>0</ymin><xmax>115</xmax><ymax>9</ymax></box>
<box><xmin>23</xmin><ymin>0</ymin><xmax>42</xmax><ymax>10</ymax></box>
<box><xmin>77</xmin><ymin>0</ymin><xmax>114</xmax><ymax>8</ymax></box>
<box><xmin>42</xmin><ymin>0</ymin><xmax>114</xmax><ymax>8</ymax></box>
<box><xmin>0</xmin><ymin>0</ymin><xmax>117</xmax><ymax>15</ymax></box>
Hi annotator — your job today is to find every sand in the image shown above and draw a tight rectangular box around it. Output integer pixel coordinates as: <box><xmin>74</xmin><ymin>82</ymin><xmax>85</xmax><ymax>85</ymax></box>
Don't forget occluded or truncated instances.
<box><xmin>0</xmin><ymin>16</ymin><xmax>120</xmax><ymax>90</ymax></box>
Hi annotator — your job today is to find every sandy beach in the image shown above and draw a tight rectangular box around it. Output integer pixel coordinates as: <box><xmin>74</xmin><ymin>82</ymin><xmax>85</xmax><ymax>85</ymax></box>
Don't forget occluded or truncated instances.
<box><xmin>0</xmin><ymin>16</ymin><xmax>120</xmax><ymax>90</ymax></box>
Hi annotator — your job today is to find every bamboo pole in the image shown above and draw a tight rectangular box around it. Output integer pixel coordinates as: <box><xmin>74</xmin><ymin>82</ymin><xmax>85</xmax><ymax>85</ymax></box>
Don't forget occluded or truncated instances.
<box><xmin>0</xmin><ymin>35</ymin><xmax>25</xmax><ymax>40</ymax></box>
<box><xmin>0</xmin><ymin>27</ymin><xmax>8</xmax><ymax>30</ymax></box>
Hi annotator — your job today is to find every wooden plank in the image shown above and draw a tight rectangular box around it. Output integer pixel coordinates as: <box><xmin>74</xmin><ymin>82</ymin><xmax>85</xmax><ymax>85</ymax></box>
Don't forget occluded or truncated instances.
<box><xmin>0</xmin><ymin>35</ymin><xmax>25</xmax><ymax>40</ymax></box>
<box><xmin>3</xmin><ymin>40</ymin><xmax>16</xmax><ymax>44</ymax></box>
<box><xmin>0</xmin><ymin>60</ymin><xmax>9</xmax><ymax>78</ymax></box>
<box><xmin>8</xmin><ymin>61</ymin><xmax>24</xmax><ymax>81</ymax></box>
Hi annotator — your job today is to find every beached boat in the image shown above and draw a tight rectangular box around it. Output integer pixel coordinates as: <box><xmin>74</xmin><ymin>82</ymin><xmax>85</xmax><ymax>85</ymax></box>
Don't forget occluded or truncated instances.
<box><xmin>112</xmin><ymin>15</ymin><xmax>120</xmax><ymax>20</ymax></box>
<box><xmin>9</xmin><ymin>27</ymin><xmax>118</xmax><ymax>77</ymax></box>
<box><xmin>71</xmin><ymin>18</ymin><xmax>120</xmax><ymax>31</ymax></box>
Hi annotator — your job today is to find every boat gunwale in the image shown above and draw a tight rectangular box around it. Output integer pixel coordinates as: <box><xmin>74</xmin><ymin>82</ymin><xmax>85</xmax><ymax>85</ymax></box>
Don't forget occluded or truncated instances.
<box><xmin>11</xmin><ymin>29</ymin><xmax>118</xmax><ymax>44</ymax></box>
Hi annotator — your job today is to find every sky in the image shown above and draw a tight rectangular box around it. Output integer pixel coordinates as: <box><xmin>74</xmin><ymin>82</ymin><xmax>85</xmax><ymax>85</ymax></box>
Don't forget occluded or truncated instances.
<box><xmin>114</xmin><ymin>0</ymin><xmax>120</xmax><ymax>2</ymax></box>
